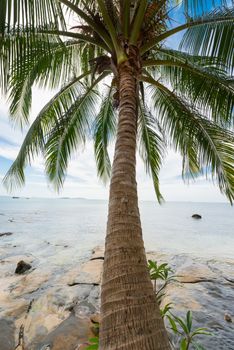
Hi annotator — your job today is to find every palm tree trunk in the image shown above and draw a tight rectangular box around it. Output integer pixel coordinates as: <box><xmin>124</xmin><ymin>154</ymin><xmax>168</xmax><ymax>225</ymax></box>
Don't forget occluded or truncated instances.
<box><xmin>99</xmin><ymin>55</ymin><xmax>170</xmax><ymax>349</ymax></box>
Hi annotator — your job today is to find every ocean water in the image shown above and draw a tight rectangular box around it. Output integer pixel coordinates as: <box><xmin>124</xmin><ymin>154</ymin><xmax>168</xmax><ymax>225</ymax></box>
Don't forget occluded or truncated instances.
<box><xmin>0</xmin><ymin>197</ymin><xmax>234</xmax><ymax>269</ymax></box>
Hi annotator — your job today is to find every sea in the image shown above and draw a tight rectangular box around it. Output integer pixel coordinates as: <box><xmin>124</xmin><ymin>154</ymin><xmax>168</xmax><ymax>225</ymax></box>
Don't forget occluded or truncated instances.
<box><xmin>1</xmin><ymin>197</ymin><xmax>234</xmax><ymax>270</ymax></box>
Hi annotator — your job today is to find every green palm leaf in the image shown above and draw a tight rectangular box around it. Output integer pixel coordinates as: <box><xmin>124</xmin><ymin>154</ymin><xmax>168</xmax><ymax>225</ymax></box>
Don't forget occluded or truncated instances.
<box><xmin>0</xmin><ymin>0</ymin><xmax>65</xmax><ymax>35</ymax></box>
<box><xmin>3</xmin><ymin>70</ymin><xmax>93</xmax><ymax>190</ymax></box>
<box><xmin>180</xmin><ymin>7</ymin><xmax>234</xmax><ymax>70</ymax></box>
<box><xmin>142</xmin><ymin>75</ymin><xmax>234</xmax><ymax>202</ymax></box>
<box><xmin>138</xmin><ymin>102</ymin><xmax>166</xmax><ymax>203</ymax></box>
<box><xmin>44</xmin><ymin>72</ymin><xmax>108</xmax><ymax>190</ymax></box>
<box><xmin>94</xmin><ymin>83</ymin><xmax>116</xmax><ymax>183</ymax></box>
<box><xmin>143</xmin><ymin>54</ymin><xmax>234</xmax><ymax>126</ymax></box>
<box><xmin>141</xmin><ymin>6</ymin><xmax>234</xmax><ymax>57</ymax></box>
<box><xmin>179</xmin><ymin>0</ymin><xmax>228</xmax><ymax>15</ymax></box>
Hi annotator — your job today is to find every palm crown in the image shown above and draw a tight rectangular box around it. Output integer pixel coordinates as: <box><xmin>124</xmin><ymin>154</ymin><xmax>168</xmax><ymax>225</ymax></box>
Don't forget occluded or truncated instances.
<box><xmin>1</xmin><ymin>0</ymin><xmax>234</xmax><ymax>202</ymax></box>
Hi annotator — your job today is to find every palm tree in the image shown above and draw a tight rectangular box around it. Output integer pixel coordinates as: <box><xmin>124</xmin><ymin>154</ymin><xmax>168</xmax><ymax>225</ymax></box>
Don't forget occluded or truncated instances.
<box><xmin>1</xmin><ymin>1</ymin><xmax>234</xmax><ymax>349</ymax></box>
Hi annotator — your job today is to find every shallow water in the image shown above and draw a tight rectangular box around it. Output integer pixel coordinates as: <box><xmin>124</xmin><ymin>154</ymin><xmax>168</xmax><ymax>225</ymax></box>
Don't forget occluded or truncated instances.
<box><xmin>1</xmin><ymin>197</ymin><xmax>234</xmax><ymax>269</ymax></box>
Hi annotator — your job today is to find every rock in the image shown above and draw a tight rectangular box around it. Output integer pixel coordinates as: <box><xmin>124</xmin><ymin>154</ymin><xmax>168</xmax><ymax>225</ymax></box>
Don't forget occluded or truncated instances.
<box><xmin>67</xmin><ymin>260</ymin><xmax>103</xmax><ymax>286</ymax></box>
<box><xmin>11</xmin><ymin>270</ymin><xmax>50</xmax><ymax>297</ymax></box>
<box><xmin>0</xmin><ymin>319</ymin><xmax>15</xmax><ymax>350</ymax></box>
<box><xmin>32</xmin><ymin>313</ymin><xmax>94</xmax><ymax>350</ymax></box>
<box><xmin>1</xmin><ymin>246</ymin><xmax>234</xmax><ymax>350</ymax></box>
<box><xmin>90</xmin><ymin>314</ymin><xmax>100</xmax><ymax>325</ymax></box>
<box><xmin>14</xmin><ymin>291</ymin><xmax>70</xmax><ymax>347</ymax></box>
<box><xmin>224</xmin><ymin>313</ymin><xmax>232</xmax><ymax>323</ymax></box>
<box><xmin>91</xmin><ymin>246</ymin><xmax>104</xmax><ymax>260</ymax></box>
<box><xmin>90</xmin><ymin>313</ymin><xmax>100</xmax><ymax>335</ymax></box>
<box><xmin>192</xmin><ymin>214</ymin><xmax>202</xmax><ymax>219</ymax></box>
<box><xmin>176</xmin><ymin>260</ymin><xmax>218</xmax><ymax>283</ymax></box>
<box><xmin>74</xmin><ymin>301</ymin><xmax>97</xmax><ymax>318</ymax></box>
<box><xmin>0</xmin><ymin>232</ymin><xmax>13</xmax><ymax>237</ymax></box>
<box><xmin>15</xmin><ymin>261</ymin><xmax>32</xmax><ymax>274</ymax></box>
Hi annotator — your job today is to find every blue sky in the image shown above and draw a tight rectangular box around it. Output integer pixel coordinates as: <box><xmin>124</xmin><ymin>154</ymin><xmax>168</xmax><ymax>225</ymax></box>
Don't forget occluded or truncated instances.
<box><xmin>0</xmin><ymin>0</ymin><xmax>229</xmax><ymax>202</ymax></box>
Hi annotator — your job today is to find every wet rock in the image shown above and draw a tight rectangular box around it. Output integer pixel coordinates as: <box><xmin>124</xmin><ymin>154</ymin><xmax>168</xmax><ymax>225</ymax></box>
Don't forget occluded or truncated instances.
<box><xmin>0</xmin><ymin>232</ymin><xmax>13</xmax><ymax>237</ymax></box>
<box><xmin>192</xmin><ymin>214</ymin><xmax>202</xmax><ymax>219</ymax></box>
<box><xmin>224</xmin><ymin>313</ymin><xmax>232</xmax><ymax>323</ymax></box>
<box><xmin>15</xmin><ymin>261</ymin><xmax>32</xmax><ymax>274</ymax></box>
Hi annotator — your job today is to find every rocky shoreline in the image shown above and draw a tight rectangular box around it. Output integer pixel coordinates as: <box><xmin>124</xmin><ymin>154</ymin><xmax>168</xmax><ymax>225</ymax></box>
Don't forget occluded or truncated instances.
<box><xmin>0</xmin><ymin>243</ymin><xmax>234</xmax><ymax>349</ymax></box>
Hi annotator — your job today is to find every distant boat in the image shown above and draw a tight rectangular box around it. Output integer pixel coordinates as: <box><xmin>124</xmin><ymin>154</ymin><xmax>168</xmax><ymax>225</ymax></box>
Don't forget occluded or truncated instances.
<box><xmin>12</xmin><ymin>197</ymin><xmax>20</xmax><ymax>199</ymax></box>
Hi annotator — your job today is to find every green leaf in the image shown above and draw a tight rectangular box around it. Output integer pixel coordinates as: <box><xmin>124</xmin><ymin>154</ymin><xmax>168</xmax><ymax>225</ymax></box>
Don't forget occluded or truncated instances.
<box><xmin>180</xmin><ymin>338</ymin><xmax>188</xmax><ymax>350</ymax></box>
<box><xmin>3</xmin><ymin>72</ymin><xmax>106</xmax><ymax>191</ymax></box>
<box><xmin>186</xmin><ymin>311</ymin><xmax>193</xmax><ymax>332</ymax></box>
<box><xmin>86</xmin><ymin>336</ymin><xmax>99</xmax><ymax>350</ymax></box>
<box><xmin>180</xmin><ymin>7</ymin><xmax>234</xmax><ymax>71</ymax></box>
<box><xmin>138</xmin><ymin>103</ymin><xmax>165</xmax><ymax>203</ymax></box>
<box><xmin>172</xmin><ymin>314</ymin><xmax>189</xmax><ymax>334</ymax></box>
<box><xmin>0</xmin><ymin>0</ymin><xmax>66</xmax><ymax>36</ymax></box>
<box><xmin>141</xmin><ymin>74</ymin><xmax>234</xmax><ymax>203</ymax></box>
<box><xmin>160</xmin><ymin>303</ymin><xmax>173</xmax><ymax>317</ymax></box>
<box><xmin>143</xmin><ymin>51</ymin><xmax>234</xmax><ymax>126</ymax></box>
<box><xmin>167</xmin><ymin>315</ymin><xmax>178</xmax><ymax>334</ymax></box>
<box><xmin>180</xmin><ymin>0</ymin><xmax>228</xmax><ymax>16</ymax></box>
<box><xmin>44</xmin><ymin>75</ymin><xmax>106</xmax><ymax>190</ymax></box>
<box><xmin>94</xmin><ymin>83</ymin><xmax>116</xmax><ymax>183</ymax></box>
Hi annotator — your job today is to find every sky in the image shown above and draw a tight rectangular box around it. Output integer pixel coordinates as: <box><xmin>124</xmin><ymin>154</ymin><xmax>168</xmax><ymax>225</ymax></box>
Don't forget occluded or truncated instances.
<box><xmin>0</xmin><ymin>1</ymin><xmax>229</xmax><ymax>202</ymax></box>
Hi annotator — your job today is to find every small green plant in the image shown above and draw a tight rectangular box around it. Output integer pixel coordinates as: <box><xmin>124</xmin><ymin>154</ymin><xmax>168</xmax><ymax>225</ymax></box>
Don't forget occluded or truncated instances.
<box><xmin>148</xmin><ymin>260</ymin><xmax>174</xmax><ymax>295</ymax></box>
<box><xmin>148</xmin><ymin>260</ymin><xmax>212</xmax><ymax>350</ymax></box>
<box><xmin>167</xmin><ymin>310</ymin><xmax>212</xmax><ymax>350</ymax></box>
<box><xmin>86</xmin><ymin>336</ymin><xmax>99</xmax><ymax>350</ymax></box>
<box><xmin>160</xmin><ymin>303</ymin><xmax>173</xmax><ymax>318</ymax></box>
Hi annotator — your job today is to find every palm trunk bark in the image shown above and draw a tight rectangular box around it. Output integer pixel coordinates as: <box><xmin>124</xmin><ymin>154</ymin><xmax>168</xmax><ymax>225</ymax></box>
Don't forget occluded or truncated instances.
<box><xmin>99</xmin><ymin>56</ymin><xmax>170</xmax><ymax>349</ymax></box>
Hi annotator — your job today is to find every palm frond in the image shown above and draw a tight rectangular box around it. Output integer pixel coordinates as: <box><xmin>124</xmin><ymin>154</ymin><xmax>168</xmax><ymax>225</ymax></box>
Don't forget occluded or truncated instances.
<box><xmin>3</xmin><ymin>70</ymin><xmax>94</xmax><ymax>190</ymax></box>
<box><xmin>142</xmin><ymin>75</ymin><xmax>234</xmax><ymax>202</ymax></box>
<box><xmin>94</xmin><ymin>83</ymin><xmax>116</xmax><ymax>183</ymax></box>
<box><xmin>156</xmin><ymin>48</ymin><xmax>227</xmax><ymax>68</ymax></box>
<box><xmin>143</xmin><ymin>54</ymin><xmax>234</xmax><ymax>126</ymax></box>
<box><xmin>0</xmin><ymin>26</ymin><xmax>108</xmax><ymax>95</ymax></box>
<box><xmin>138</xmin><ymin>102</ymin><xmax>166</xmax><ymax>203</ymax></box>
<box><xmin>180</xmin><ymin>7</ymin><xmax>234</xmax><ymax>71</ymax></box>
<box><xmin>60</xmin><ymin>0</ymin><xmax>113</xmax><ymax>50</ymax></box>
<box><xmin>4</xmin><ymin>32</ymin><xmax>104</xmax><ymax>125</ymax></box>
<box><xmin>44</xmin><ymin>72</ymin><xmax>109</xmax><ymax>190</ymax></box>
<box><xmin>179</xmin><ymin>0</ymin><xmax>228</xmax><ymax>16</ymax></box>
<box><xmin>0</xmin><ymin>0</ymin><xmax>65</xmax><ymax>35</ymax></box>
<box><xmin>0</xmin><ymin>29</ymin><xmax>57</xmax><ymax>93</ymax></box>
<box><xmin>141</xmin><ymin>7</ymin><xmax>234</xmax><ymax>58</ymax></box>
